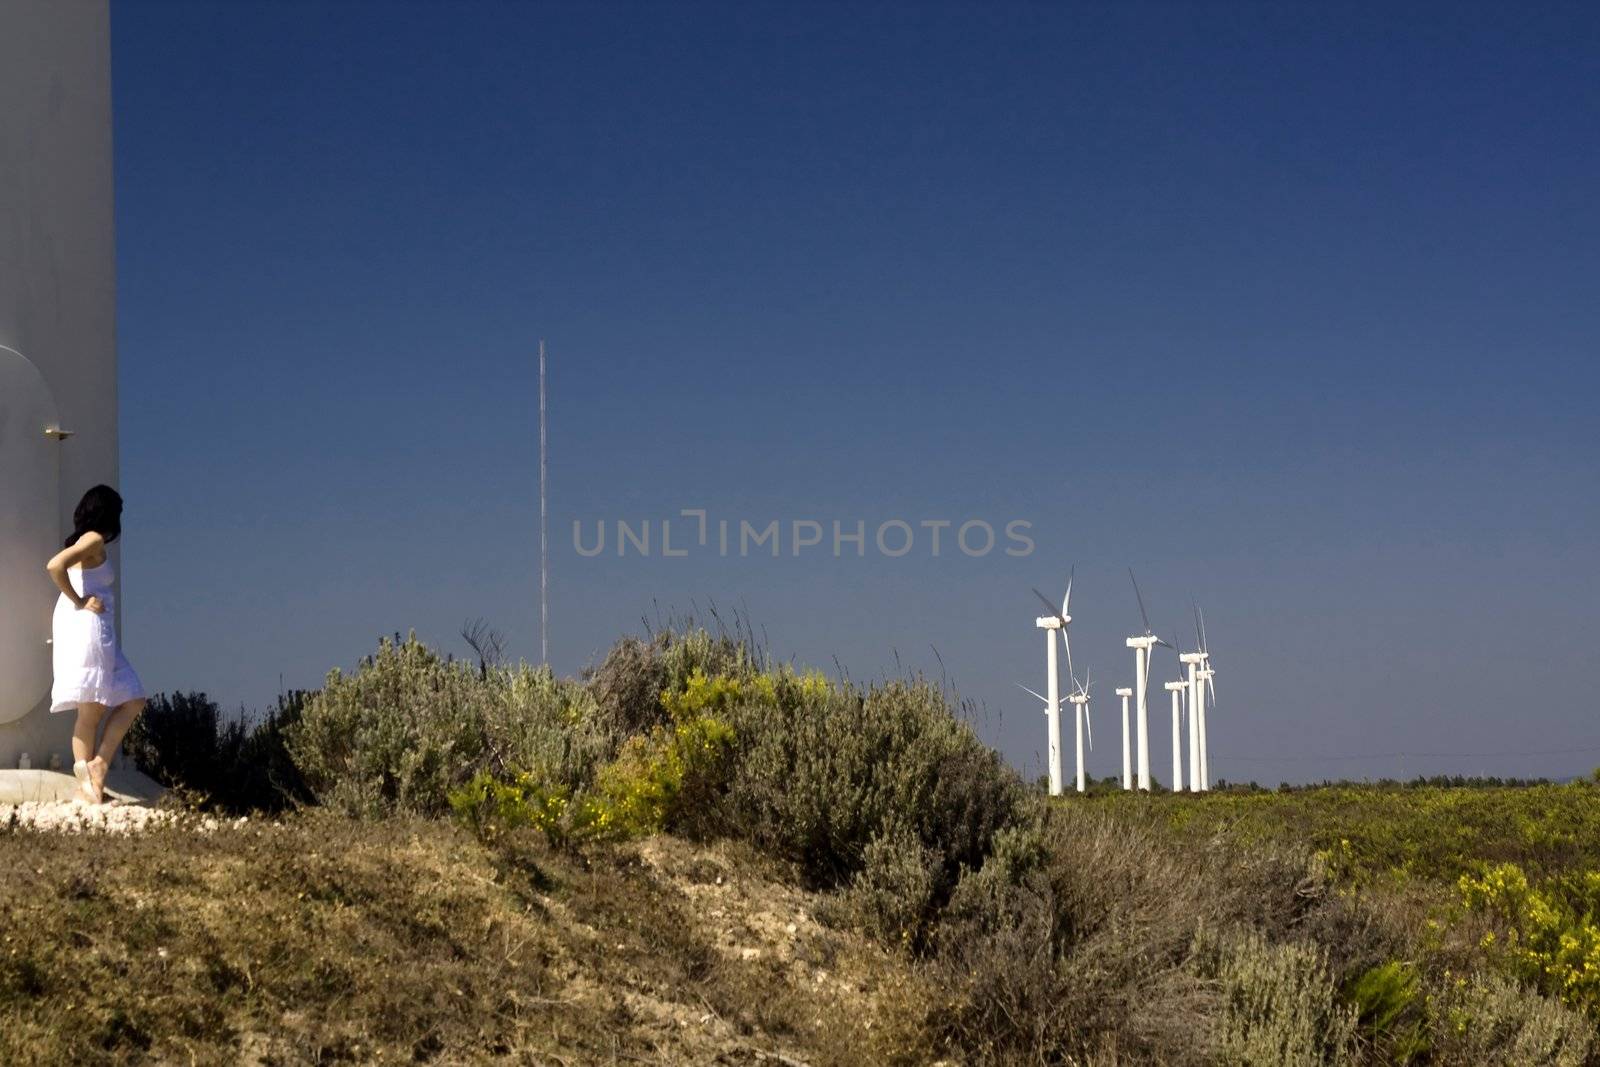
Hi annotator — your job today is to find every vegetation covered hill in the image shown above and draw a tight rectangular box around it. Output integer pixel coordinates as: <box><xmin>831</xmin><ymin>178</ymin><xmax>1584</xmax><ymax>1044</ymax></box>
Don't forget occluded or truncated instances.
<box><xmin>0</xmin><ymin>811</ymin><xmax>935</xmax><ymax>1065</ymax></box>
<box><xmin>6</xmin><ymin>625</ymin><xmax>1599</xmax><ymax>1065</ymax></box>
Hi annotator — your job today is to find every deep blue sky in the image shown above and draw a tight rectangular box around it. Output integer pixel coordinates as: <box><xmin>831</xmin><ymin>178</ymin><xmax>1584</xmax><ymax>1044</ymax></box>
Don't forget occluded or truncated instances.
<box><xmin>112</xmin><ymin>1</ymin><xmax>1600</xmax><ymax>786</ymax></box>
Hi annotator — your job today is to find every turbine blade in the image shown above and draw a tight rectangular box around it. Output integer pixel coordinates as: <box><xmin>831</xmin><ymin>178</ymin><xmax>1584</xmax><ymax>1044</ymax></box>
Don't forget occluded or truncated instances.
<box><xmin>1085</xmin><ymin>704</ymin><xmax>1094</xmax><ymax>750</ymax></box>
<box><xmin>1130</xmin><ymin>567</ymin><xmax>1152</xmax><ymax>634</ymax></box>
<box><xmin>1015</xmin><ymin>682</ymin><xmax>1049</xmax><ymax>704</ymax></box>
<box><xmin>1060</xmin><ymin>628</ymin><xmax>1075</xmax><ymax>691</ymax></box>
<box><xmin>1198</xmin><ymin>604</ymin><xmax>1209</xmax><ymax>653</ymax></box>
<box><xmin>1192</xmin><ymin>601</ymin><xmax>1203</xmax><ymax>652</ymax></box>
<box><xmin>1063</xmin><ymin>564</ymin><xmax>1075</xmax><ymax>617</ymax></box>
<box><xmin>1032</xmin><ymin>587</ymin><xmax>1058</xmax><ymax>617</ymax></box>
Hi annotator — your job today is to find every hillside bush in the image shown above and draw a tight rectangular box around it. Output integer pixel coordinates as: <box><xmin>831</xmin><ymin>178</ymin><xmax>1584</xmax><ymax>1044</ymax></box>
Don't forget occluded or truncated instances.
<box><xmin>123</xmin><ymin>690</ymin><xmax>309</xmax><ymax>813</ymax></box>
<box><xmin>1459</xmin><ymin>862</ymin><xmax>1600</xmax><ymax>1018</ymax></box>
<box><xmin>447</xmin><ymin>771</ymin><xmax>603</xmax><ymax>850</ymax></box>
<box><xmin>584</xmin><ymin>627</ymin><xmax>757</xmax><ymax>737</ymax></box>
<box><xmin>287</xmin><ymin>634</ymin><xmax>489</xmax><ymax>816</ymax></box>
<box><xmin>288</xmin><ymin>634</ymin><xmax>621</xmax><ymax>818</ymax></box>
<box><xmin>1193</xmin><ymin>926</ymin><xmax>1358</xmax><ymax>1066</ymax></box>
<box><xmin>715</xmin><ymin>676</ymin><xmax>1024</xmax><ymax>892</ymax></box>
<box><xmin>1342</xmin><ymin>960</ymin><xmax>1428</xmax><ymax>1062</ymax></box>
<box><xmin>1428</xmin><ymin>969</ymin><xmax>1595</xmax><ymax>1066</ymax></box>
<box><xmin>925</xmin><ymin>805</ymin><xmax>1355</xmax><ymax>1064</ymax></box>
<box><xmin>833</xmin><ymin>820</ymin><xmax>943</xmax><ymax>951</ymax></box>
<box><xmin>592</xmin><ymin>711</ymin><xmax>738</xmax><ymax>838</ymax></box>
<box><xmin>481</xmin><ymin>662</ymin><xmax>617</xmax><ymax>791</ymax></box>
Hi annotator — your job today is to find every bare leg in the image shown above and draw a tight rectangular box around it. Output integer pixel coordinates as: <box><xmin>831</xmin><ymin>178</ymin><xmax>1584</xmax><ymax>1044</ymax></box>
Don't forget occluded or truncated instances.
<box><xmin>92</xmin><ymin>697</ymin><xmax>146</xmax><ymax>771</ymax></box>
<box><xmin>73</xmin><ymin>704</ymin><xmax>108</xmax><ymax>802</ymax></box>
<box><xmin>72</xmin><ymin>703</ymin><xmax>108</xmax><ymax>763</ymax></box>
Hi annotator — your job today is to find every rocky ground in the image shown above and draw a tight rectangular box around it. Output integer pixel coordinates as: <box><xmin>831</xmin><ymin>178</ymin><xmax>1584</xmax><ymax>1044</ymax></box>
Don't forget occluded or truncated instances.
<box><xmin>0</xmin><ymin>797</ymin><xmax>199</xmax><ymax>833</ymax></box>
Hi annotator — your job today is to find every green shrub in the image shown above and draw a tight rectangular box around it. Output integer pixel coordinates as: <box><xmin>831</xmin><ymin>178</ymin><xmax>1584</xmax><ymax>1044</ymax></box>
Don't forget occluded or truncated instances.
<box><xmin>287</xmin><ymin>634</ymin><xmax>490</xmax><ymax>817</ymax></box>
<box><xmin>591</xmin><ymin>712</ymin><xmax>737</xmax><ymax>838</ymax></box>
<box><xmin>1343</xmin><ymin>960</ymin><xmax>1428</xmax><ymax>1062</ymax></box>
<box><xmin>124</xmin><ymin>690</ymin><xmax>309</xmax><ymax>813</ymax></box>
<box><xmin>925</xmin><ymin>805</ymin><xmax>1358</xmax><ymax>1064</ymax></box>
<box><xmin>288</xmin><ymin>635</ymin><xmax>628</xmax><ymax>819</ymax></box>
<box><xmin>482</xmin><ymin>663</ymin><xmax>617</xmax><ymax>791</ymax></box>
<box><xmin>836</xmin><ymin>821</ymin><xmax>943</xmax><ymax>951</ymax></box>
<box><xmin>1428</xmin><ymin>969</ymin><xmax>1596</xmax><ymax>1066</ymax></box>
<box><xmin>584</xmin><ymin>627</ymin><xmax>757</xmax><ymax>737</ymax></box>
<box><xmin>1459</xmin><ymin>863</ymin><xmax>1600</xmax><ymax>1018</ymax></box>
<box><xmin>448</xmin><ymin>659</ymin><xmax>740</xmax><ymax>848</ymax></box>
<box><xmin>717</xmin><ymin>676</ymin><xmax>1024</xmax><ymax>892</ymax></box>
<box><xmin>447</xmin><ymin>770</ymin><xmax>603</xmax><ymax>850</ymax></box>
<box><xmin>1193</xmin><ymin>926</ymin><xmax>1358</xmax><ymax>1066</ymax></box>
<box><xmin>584</xmin><ymin>635</ymin><xmax>669</xmax><ymax>737</ymax></box>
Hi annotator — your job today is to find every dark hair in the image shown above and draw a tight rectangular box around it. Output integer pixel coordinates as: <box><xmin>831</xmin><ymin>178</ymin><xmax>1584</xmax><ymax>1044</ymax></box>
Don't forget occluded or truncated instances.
<box><xmin>66</xmin><ymin>484</ymin><xmax>123</xmax><ymax>548</ymax></box>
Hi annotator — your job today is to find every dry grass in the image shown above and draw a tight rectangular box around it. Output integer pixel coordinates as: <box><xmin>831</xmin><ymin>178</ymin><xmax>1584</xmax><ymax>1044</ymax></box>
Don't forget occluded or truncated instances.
<box><xmin>0</xmin><ymin>812</ymin><xmax>934</xmax><ymax>1066</ymax></box>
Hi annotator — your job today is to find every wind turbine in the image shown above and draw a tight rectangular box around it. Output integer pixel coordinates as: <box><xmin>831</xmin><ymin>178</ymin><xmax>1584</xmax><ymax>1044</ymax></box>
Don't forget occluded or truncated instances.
<box><xmin>1178</xmin><ymin>604</ymin><xmax>1204</xmax><ymax>793</ymax></box>
<box><xmin>1163</xmin><ymin>679</ymin><xmax>1187</xmax><ymax>793</ymax></box>
<box><xmin>1195</xmin><ymin>604</ymin><xmax>1217</xmax><ymax>790</ymax></box>
<box><xmin>1067</xmin><ymin>669</ymin><xmax>1094</xmax><ymax>794</ymax></box>
<box><xmin>1030</xmin><ymin>569</ymin><xmax>1075</xmax><ymax>797</ymax></box>
<box><xmin>1114</xmin><ymin>687</ymin><xmax>1133</xmax><ymax>790</ymax></box>
<box><xmin>1180</xmin><ymin>603</ymin><xmax>1218</xmax><ymax>791</ymax></box>
<box><xmin>1126</xmin><ymin>569</ymin><xmax>1174</xmax><ymax>792</ymax></box>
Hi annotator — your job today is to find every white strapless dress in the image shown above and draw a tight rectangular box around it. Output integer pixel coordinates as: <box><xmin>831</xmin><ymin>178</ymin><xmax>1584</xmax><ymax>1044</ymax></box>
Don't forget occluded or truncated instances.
<box><xmin>50</xmin><ymin>559</ymin><xmax>146</xmax><ymax>712</ymax></box>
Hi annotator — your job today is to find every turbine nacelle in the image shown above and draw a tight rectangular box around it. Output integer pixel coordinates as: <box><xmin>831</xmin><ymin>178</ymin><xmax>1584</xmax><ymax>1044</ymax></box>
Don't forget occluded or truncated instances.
<box><xmin>1163</xmin><ymin>680</ymin><xmax>1187</xmax><ymax>692</ymax></box>
<box><xmin>1179</xmin><ymin>651</ymin><xmax>1206</xmax><ymax>665</ymax></box>
<box><xmin>1114</xmin><ymin>686</ymin><xmax>1133</xmax><ymax>698</ymax></box>
<box><xmin>1035</xmin><ymin>615</ymin><xmax>1070</xmax><ymax>630</ymax></box>
<box><xmin>1125</xmin><ymin>634</ymin><xmax>1160</xmax><ymax>650</ymax></box>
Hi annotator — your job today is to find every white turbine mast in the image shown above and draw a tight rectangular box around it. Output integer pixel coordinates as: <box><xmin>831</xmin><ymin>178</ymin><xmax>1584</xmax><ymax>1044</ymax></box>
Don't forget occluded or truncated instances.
<box><xmin>1179</xmin><ymin>602</ymin><xmax>1218</xmax><ymax>791</ymax></box>
<box><xmin>1195</xmin><ymin>603</ymin><xmax>1217</xmax><ymax>791</ymax></box>
<box><xmin>1163</xmin><ymin>678</ymin><xmax>1187</xmax><ymax>792</ymax></box>
<box><xmin>1115</xmin><ymin>686</ymin><xmax>1133</xmax><ymax>789</ymax></box>
<box><xmin>1125</xmin><ymin>569</ymin><xmax>1175</xmax><ymax>793</ymax></box>
<box><xmin>1029</xmin><ymin>567</ymin><xmax>1076</xmax><ymax>797</ymax></box>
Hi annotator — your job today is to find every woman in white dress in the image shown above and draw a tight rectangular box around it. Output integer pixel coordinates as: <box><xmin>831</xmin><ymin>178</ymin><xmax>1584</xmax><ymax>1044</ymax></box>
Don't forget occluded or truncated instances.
<box><xmin>44</xmin><ymin>485</ymin><xmax>147</xmax><ymax>804</ymax></box>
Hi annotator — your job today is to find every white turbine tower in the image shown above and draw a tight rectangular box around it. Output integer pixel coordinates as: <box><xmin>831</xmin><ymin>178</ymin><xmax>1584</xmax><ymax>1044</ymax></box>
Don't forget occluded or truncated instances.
<box><xmin>1029</xmin><ymin>570</ymin><xmax>1076</xmax><ymax>797</ymax></box>
<box><xmin>1179</xmin><ymin>645</ymin><xmax>1205</xmax><ymax>792</ymax></box>
<box><xmin>1182</xmin><ymin>603</ymin><xmax>1218</xmax><ymax>792</ymax></box>
<box><xmin>1115</xmin><ymin>687</ymin><xmax>1133</xmax><ymax>789</ymax></box>
<box><xmin>1125</xmin><ymin>569</ymin><xmax>1175</xmax><ymax>792</ymax></box>
<box><xmin>1164</xmin><ymin>679</ymin><xmax>1186</xmax><ymax>792</ymax></box>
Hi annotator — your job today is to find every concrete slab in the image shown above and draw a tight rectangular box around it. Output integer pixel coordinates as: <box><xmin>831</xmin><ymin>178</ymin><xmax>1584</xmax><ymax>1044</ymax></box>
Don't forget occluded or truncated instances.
<box><xmin>0</xmin><ymin>766</ymin><xmax>164</xmax><ymax>805</ymax></box>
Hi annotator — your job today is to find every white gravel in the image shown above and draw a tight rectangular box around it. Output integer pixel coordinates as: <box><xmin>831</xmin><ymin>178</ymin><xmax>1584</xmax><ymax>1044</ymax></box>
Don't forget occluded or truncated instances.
<box><xmin>0</xmin><ymin>800</ymin><xmax>241</xmax><ymax>834</ymax></box>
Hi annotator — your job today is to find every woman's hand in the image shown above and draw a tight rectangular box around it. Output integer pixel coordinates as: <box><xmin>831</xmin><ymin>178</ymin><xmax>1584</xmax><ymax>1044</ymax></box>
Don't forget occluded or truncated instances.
<box><xmin>46</xmin><ymin>531</ymin><xmax>106</xmax><ymax>609</ymax></box>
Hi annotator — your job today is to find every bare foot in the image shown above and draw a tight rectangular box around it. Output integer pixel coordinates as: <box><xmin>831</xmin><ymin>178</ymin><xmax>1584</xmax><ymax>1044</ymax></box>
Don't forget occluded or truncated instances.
<box><xmin>85</xmin><ymin>756</ymin><xmax>108</xmax><ymax>804</ymax></box>
<box><xmin>73</xmin><ymin>760</ymin><xmax>98</xmax><ymax>805</ymax></box>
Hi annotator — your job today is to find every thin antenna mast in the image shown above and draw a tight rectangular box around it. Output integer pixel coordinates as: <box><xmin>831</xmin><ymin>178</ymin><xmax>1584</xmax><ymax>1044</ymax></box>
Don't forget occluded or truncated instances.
<box><xmin>539</xmin><ymin>338</ymin><xmax>549</xmax><ymax>664</ymax></box>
